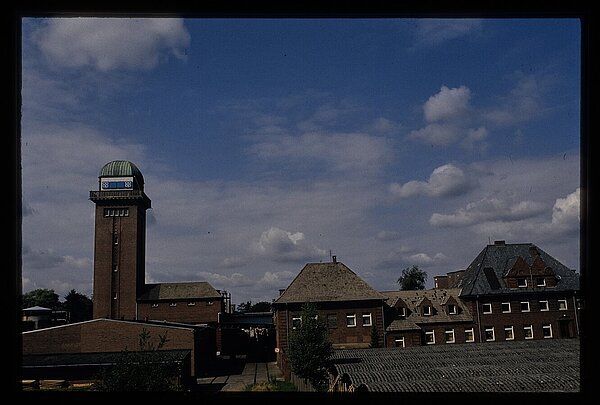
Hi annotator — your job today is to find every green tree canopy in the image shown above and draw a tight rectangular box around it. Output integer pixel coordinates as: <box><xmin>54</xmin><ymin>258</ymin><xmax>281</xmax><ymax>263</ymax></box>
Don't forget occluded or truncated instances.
<box><xmin>397</xmin><ymin>265</ymin><xmax>428</xmax><ymax>290</ymax></box>
<box><xmin>287</xmin><ymin>303</ymin><xmax>333</xmax><ymax>392</ymax></box>
<box><xmin>22</xmin><ymin>288</ymin><xmax>60</xmax><ymax>309</ymax></box>
<box><xmin>63</xmin><ymin>289</ymin><xmax>93</xmax><ymax>323</ymax></box>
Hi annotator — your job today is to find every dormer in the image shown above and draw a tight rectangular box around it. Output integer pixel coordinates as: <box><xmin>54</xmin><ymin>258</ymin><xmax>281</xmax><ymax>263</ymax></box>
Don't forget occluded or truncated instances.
<box><xmin>441</xmin><ymin>295</ymin><xmax>460</xmax><ymax>315</ymax></box>
<box><xmin>417</xmin><ymin>297</ymin><xmax>435</xmax><ymax>317</ymax></box>
<box><xmin>393</xmin><ymin>297</ymin><xmax>410</xmax><ymax>318</ymax></box>
<box><xmin>504</xmin><ymin>255</ymin><xmax>557</xmax><ymax>289</ymax></box>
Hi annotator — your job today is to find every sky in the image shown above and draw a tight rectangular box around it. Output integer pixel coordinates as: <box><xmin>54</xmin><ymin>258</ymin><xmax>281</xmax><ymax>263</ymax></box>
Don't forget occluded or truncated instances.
<box><xmin>20</xmin><ymin>17</ymin><xmax>582</xmax><ymax>306</ymax></box>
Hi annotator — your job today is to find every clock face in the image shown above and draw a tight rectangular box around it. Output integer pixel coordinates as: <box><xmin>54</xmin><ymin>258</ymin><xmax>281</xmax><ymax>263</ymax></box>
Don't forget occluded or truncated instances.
<box><xmin>101</xmin><ymin>177</ymin><xmax>134</xmax><ymax>190</ymax></box>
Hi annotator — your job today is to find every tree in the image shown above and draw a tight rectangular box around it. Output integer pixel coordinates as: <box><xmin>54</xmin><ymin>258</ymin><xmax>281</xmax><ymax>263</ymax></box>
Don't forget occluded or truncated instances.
<box><xmin>287</xmin><ymin>303</ymin><xmax>333</xmax><ymax>392</ymax></box>
<box><xmin>21</xmin><ymin>288</ymin><xmax>60</xmax><ymax>309</ymax></box>
<box><xmin>250</xmin><ymin>301</ymin><xmax>272</xmax><ymax>312</ymax></box>
<box><xmin>95</xmin><ymin>329</ymin><xmax>182</xmax><ymax>392</ymax></box>
<box><xmin>63</xmin><ymin>289</ymin><xmax>93</xmax><ymax>323</ymax></box>
<box><xmin>397</xmin><ymin>265</ymin><xmax>427</xmax><ymax>290</ymax></box>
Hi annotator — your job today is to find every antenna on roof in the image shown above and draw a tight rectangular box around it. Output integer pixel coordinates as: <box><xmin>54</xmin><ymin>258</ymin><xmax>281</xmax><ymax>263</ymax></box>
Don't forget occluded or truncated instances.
<box><xmin>329</xmin><ymin>250</ymin><xmax>332</xmax><ymax>261</ymax></box>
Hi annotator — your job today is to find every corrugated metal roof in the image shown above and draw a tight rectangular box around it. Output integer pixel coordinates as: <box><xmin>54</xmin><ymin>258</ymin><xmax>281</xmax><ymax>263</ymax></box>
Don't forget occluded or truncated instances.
<box><xmin>273</xmin><ymin>261</ymin><xmax>386</xmax><ymax>304</ymax></box>
<box><xmin>331</xmin><ymin>339</ymin><xmax>580</xmax><ymax>392</ymax></box>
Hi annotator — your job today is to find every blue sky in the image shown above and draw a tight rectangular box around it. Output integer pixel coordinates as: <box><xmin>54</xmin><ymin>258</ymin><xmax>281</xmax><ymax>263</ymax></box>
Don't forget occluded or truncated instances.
<box><xmin>21</xmin><ymin>17</ymin><xmax>581</xmax><ymax>305</ymax></box>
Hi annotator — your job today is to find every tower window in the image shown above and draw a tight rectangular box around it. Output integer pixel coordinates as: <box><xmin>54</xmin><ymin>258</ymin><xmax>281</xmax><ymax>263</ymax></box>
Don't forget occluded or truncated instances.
<box><xmin>104</xmin><ymin>208</ymin><xmax>129</xmax><ymax>217</ymax></box>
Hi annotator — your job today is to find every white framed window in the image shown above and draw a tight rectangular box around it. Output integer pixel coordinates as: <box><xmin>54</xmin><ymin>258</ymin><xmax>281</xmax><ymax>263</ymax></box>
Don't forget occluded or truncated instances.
<box><xmin>112</xmin><ymin>292</ymin><xmax>118</xmax><ymax>300</ymax></box>
<box><xmin>517</xmin><ymin>278</ymin><xmax>527</xmax><ymax>288</ymax></box>
<box><xmin>520</xmin><ymin>301</ymin><xmax>530</xmax><ymax>312</ymax></box>
<box><xmin>524</xmin><ymin>325</ymin><xmax>534</xmax><ymax>339</ymax></box>
<box><xmin>447</xmin><ymin>304</ymin><xmax>457</xmax><ymax>315</ymax></box>
<box><xmin>484</xmin><ymin>327</ymin><xmax>495</xmax><ymax>341</ymax></box>
<box><xmin>422</xmin><ymin>306</ymin><xmax>432</xmax><ymax>316</ymax></box>
<box><xmin>207</xmin><ymin>301</ymin><xmax>214</xmax><ymax>306</ymax></box>
<box><xmin>113</xmin><ymin>264</ymin><xmax>119</xmax><ymax>273</ymax></box>
<box><xmin>187</xmin><ymin>302</ymin><xmax>196</xmax><ymax>306</ymax></box>
<box><xmin>151</xmin><ymin>303</ymin><xmax>159</xmax><ymax>308</ymax></box>
<box><xmin>362</xmin><ymin>313</ymin><xmax>372</xmax><ymax>327</ymax></box>
<box><xmin>445</xmin><ymin>329</ymin><xmax>455</xmax><ymax>344</ymax></box>
<box><xmin>542</xmin><ymin>324</ymin><xmax>553</xmax><ymax>338</ymax></box>
<box><xmin>536</xmin><ymin>277</ymin><xmax>546</xmax><ymax>287</ymax></box>
<box><xmin>501</xmin><ymin>302</ymin><xmax>511</xmax><ymax>313</ymax></box>
<box><xmin>504</xmin><ymin>326</ymin><xmax>514</xmax><ymax>340</ymax></box>
<box><xmin>292</xmin><ymin>317</ymin><xmax>302</xmax><ymax>329</ymax></box>
<box><xmin>346</xmin><ymin>313</ymin><xmax>357</xmax><ymax>327</ymax></box>
<box><xmin>425</xmin><ymin>330</ymin><xmax>435</xmax><ymax>345</ymax></box>
<box><xmin>558</xmin><ymin>299</ymin><xmax>568</xmax><ymax>310</ymax></box>
<box><xmin>394</xmin><ymin>337</ymin><xmax>405</xmax><ymax>348</ymax></box>
<box><xmin>398</xmin><ymin>307</ymin><xmax>407</xmax><ymax>317</ymax></box>
<box><xmin>482</xmin><ymin>303</ymin><xmax>492</xmax><ymax>314</ymax></box>
<box><xmin>539</xmin><ymin>300</ymin><xmax>549</xmax><ymax>311</ymax></box>
<box><xmin>169</xmin><ymin>302</ymin><xmax>177</xmax><ymax>307</ymax></box>
<box><xmin>465</xmin><ymin>328</ymin><xmax>475</xmax><ymax>343</ymax></box>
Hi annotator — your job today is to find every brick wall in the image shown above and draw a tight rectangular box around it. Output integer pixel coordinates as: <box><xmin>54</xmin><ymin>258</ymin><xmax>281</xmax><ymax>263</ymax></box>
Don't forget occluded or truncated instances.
<box><xmin>137</xmin><ymin>298</ymin><xmax>222</xmax><ymax>324</ymax></box>
<box><xmin>22</xmin><ymin>319</ymin><xmax>211</xmax><ymax>376</ymax></box>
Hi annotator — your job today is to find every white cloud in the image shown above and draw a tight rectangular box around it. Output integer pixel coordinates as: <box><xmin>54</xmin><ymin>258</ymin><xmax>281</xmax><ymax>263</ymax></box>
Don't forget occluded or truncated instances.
<box><xmin>390</xmin><ymin>163</ymin><xmax>476</xmax><ymax>199</ymax></box>
<box><xmin>407</xmin><ymin>252</ymin><xmax>448</xmax><ymax>266</ymax></box>
<box><xmin>408</xmin><ymin>123</ymin><xmax>462</xmax><ymax>146</ymax></box>
<box><xmin>376</xmin><ymin>246</ymin><xmax>447</xmax><ymax>269</ymax></box>
<box><xmin>258</xmin><ymin>271</ymin><xmax>297</xmax><ymax>288</ymax></box>
<box><xmin>430</xmin><ymin>196</ymin><xmax>547</xmax><ymax>227</ymax></box>
<box><xmin>550</xmin><ymin>187</ymin><xmax>580</xmax><ymax>233</ymax></box>
<box><xmin>33</xmin><ymin>17</ymin><xmax>190</xmax><ymax>71</ymax></box>
<box><xmin>484</xmin><ymin>74</ymin><xmax>546</xmax><ymax>126</ymax></box>
<box><xmin>413</xmin><ymin>19</ymin><xmax>483</xmax><ymax>47</ymax></box>
<box><xmin>248</xmin><ymin>131</ymin><xmax>392</xmax><ymax>174</ymax></box>
<box><xmin>252</xmin><ymin>227</ymin><xmax>327</xmax><ymax>263</ymax></box>
<box><xmin>424</xmin><ymin>85</ymin><xmax>471</xmax><ymax>123</ymax></box>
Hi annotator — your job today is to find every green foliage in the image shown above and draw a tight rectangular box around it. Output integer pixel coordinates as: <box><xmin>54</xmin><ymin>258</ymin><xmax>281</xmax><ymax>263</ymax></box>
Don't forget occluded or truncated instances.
<box><xmin>397</xmin><ymin>265</ymin><xmax>428</xmax><ymax>290</ymax></box>
<box><xmin>370</xmin><ymin>325</ymin><xmax>381</xmax><ymax>348</ymax></box>
<box><xmin>22</xmin><ymin>288</ymin><xmax>60</xmax><ymax>309</ymax></box>
<box><xmin>237</xmin><ymin>300</ymin><xmax>272</xmax><ymax>312</ymax></box>
<box><xmin>62</xmin><ymin>289</ymin><xmax>93</xmax><ymax>323</ymax></box>
<box><xmin>95</xmin><ymin>329</ymin><xmax>182</xmax><ymax>392</ymax></box>
<box><xmin>287</xmin><ymin>303</ymin><xmax>333</xmax><ymax>392</ymax></box>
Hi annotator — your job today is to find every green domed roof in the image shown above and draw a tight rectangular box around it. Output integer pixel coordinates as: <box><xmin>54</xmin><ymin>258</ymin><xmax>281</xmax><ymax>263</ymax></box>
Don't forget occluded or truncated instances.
<box><xmin>99</xmin><ymin>160</ymin><xmax>144</xmax><ymax>184</ymax></box>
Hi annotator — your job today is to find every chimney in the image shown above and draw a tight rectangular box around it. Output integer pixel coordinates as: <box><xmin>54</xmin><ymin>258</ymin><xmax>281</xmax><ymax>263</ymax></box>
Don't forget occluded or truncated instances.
<box><xmin>278</xmin><ymin>288</ymin><xmax>285</xmax><ymax>296</ymax></box>
<box><xmin>332</xmin><ymin>255</ymin><xmax>337</xmax><ymax>263</ymax></box>
<box><xmin>494</xmin><ymin>240</ymin><xmax>506</xmax><ymax>246</ymax></box>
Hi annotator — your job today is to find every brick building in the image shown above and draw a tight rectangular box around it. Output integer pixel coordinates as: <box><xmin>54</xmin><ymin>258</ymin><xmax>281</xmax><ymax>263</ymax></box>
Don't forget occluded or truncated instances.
<box><xmin>437</xmin><ymin>240</ymin><xmax>581</xmax><ymax>343</ymax></box>
<box><xmin>272</xmin><ymin>257</ymin><xmax>387</xmax><ymax>377</ymax></box>
<box><xmin>21</xmin><ymin>318</ymin><xmax>217</xmax><ymax>383</ymax></box>
<box><xmin>89</xmin><ymin>160</ymin><xmax>226</xmax><ymax>324</ymax></box>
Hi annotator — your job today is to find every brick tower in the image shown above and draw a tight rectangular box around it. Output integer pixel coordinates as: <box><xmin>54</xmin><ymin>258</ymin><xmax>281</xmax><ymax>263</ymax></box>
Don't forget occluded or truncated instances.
<box><xmin>90</xmin><ymin>160</ymin><xmax>151</xmax><ymax>320</ymax></box>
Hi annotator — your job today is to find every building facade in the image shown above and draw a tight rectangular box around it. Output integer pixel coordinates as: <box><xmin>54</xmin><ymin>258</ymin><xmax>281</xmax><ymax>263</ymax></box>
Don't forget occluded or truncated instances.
<box><xmin>89</xmin><ymin>160</ymin><xmax>226</xmax><ymax>324</ymax></box>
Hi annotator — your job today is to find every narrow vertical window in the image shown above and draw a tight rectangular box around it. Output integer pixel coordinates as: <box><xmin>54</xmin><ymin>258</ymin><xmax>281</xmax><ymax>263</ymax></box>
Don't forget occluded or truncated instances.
<box><xmin>346</xmin><ymin>313</ymin><xmax>357</xmax><ymax>327</ymax></box>
<box><xmin>425</xmin><ymin>330</ymin><xmax>435</xmax><ymax>345</ymax></box>
<box><xmin>445</xmin><ymin>329</ymin><xmax>455</xmax><ymax>343</ymax></box>
<box><xmin>504</xmin><ymin>326</ymin><xmax>514</xmax><ymax>340</ymax></box>
<box><xmin>465</xmin><ymin>328</ymin><xmax>475</xmax><ymax>343</ymax></box>
<box><xmin>362</xmin><ymin>313</ymin><xmax>372</xmax><ymax>327</ymax></box>
<box><xmin>542</xmin><ymin>324</ymin><xmax>553</xmax><ymax>338</ymax></box>
<box><xmin>524</xmin><ymin>325</ymin><xmax>534</xmax><ymax>339</ymax></box>
<box><xmin>484</xmin><ymin>327</ymin><xmax>495</xmax><ymax>341</ymax></box>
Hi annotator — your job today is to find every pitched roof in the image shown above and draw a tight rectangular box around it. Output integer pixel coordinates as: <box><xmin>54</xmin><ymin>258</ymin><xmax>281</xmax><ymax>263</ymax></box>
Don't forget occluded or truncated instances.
<box><xmin>273</xmin><ymin>261</ymin><xmax>386</xmax><ymax>305</ymax></box>
<box><xmin>456</xmin><ymin>242</ymin><xmax>580</xmax><ymax>297</ymax></box>
<box><xmin>381</xmin><ymin>289</ymin><xmax>473</xmax><ymax>331</ymax></box>
<box><xmin>138</xmin><ymin>282</ymin><xmax>222</xmax><ymax>301</ymax></box>
<box><xmin>331</xmin><ymin>338</ymin><xmax>580</xmax><ymax>392</ymax></box>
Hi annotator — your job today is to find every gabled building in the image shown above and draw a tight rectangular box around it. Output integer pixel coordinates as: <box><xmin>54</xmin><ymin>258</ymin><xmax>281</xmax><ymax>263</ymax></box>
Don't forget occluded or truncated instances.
<box><xmin>438</xmin><ymin>240</ymin><xmax>581</xmax><ymax>343</ymax></box>
<box><xmin>272</xmin><ymin>257</ymin><xmax>387</xmax><ymax>375</ymax></box>
<box><xmin>381</xmin><ymin>288</ymin><xmax>475</xmax><ymax>347</ymax></box>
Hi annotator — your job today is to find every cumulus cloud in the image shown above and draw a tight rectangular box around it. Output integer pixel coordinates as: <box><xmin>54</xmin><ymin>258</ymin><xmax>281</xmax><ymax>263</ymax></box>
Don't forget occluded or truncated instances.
<box><xmin>550</xmin><ymin>187</ymin><xmax>580</xmax><ymax>233</ymax></box>
<box><xmin>390</xmin><ymin>163</ymin><xmax>476</xmax><ymax>199</ymax></box>
<box><xmin>248</xmin><ymin>131</ymin><xmax>392</xmax><ymax>174</ymax></box>
<box><xmin>429</xmin><ymin>196</ymin><xmax>547</xmax><ymax>227</ymax></box>
<box><xmin>376</xmin><ymin>246</ymin><xmax>447</xmax><ymax>269</ymax></box>
<box><xmin>196</xmin><ymin>271</ymin><xmax>254</xmax><ymax>289</ymax></box>
<box><xmin>258</xmin><ymin>271</ymin><xmax>297</xmax><ymax>288</ymax></box>
<box><xmin>424</xmin><ymin>85</ymin><xmax>471</xmax><ymax>123</ymax></box>
<box><xmin>253</xmin><ymin>227</ymin><xmax>327</xmax><ymax>263</ymax></box>
<box><xmin>33</xmin><ymin>17</ymin><xmax>190</xmax><ymax>71</ymax></box>
<box><xmin>408</xmin><ymin>85</ymin><xmax>488</xmax><ymax>149</ymax></box>
<box><xmin>413</xmin><ymin>19</ymin><xmax>483</xmax><ymax>47</ymax></box>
